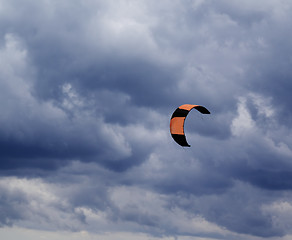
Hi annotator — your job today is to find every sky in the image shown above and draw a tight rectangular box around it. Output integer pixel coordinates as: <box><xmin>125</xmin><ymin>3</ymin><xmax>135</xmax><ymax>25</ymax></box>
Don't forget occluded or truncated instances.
<box><xmin>1</xmin><ymin>0</ymin><xmax>292</xmax><ymax>239</ymax></box>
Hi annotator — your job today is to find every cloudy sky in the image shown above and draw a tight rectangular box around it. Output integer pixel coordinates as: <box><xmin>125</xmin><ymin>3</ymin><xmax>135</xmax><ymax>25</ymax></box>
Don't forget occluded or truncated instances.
<box><xmin>1</xmin><ymin>0</ymin><xmax>292</xmax><ymax>239</ymax></box>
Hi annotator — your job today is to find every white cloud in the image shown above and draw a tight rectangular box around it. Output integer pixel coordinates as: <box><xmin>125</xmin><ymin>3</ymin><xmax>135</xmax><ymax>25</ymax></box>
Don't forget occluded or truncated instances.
<box><xmin>0</xmin><ymin>175</ymin><xmax>230</xmax><ymax>237</ymax></box>
<box><xmin>0</xmin><ymin>226</ymin><xmax>229</xmax><ymax>240</ymax></box>
<box><xmin>0</xmin><ymin>177</ymin><xmax>85</xmax><ymax>231</ymax></box>
<box><xmin>231</xmin><ymin>96</ymin><xmax>256</xmax><ymax>136</ymax></box>
<box><xmin>262</xmin><ymin>200</ymin><xmax>292</xmax><ymax>234</ymax></box>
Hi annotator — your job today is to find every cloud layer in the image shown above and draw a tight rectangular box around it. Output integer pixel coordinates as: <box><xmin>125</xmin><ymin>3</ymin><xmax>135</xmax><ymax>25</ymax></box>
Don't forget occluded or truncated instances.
<box><xmin>1</xmin><ymin>0</ymin><xmax>292</xmax><ymax>239</ymax></box>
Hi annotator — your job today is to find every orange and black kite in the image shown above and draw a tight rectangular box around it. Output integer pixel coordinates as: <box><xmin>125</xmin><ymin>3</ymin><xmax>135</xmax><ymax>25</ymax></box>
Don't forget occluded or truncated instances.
<box><xmin>170</xmin><ymin>104</ymin><xmax>210</xmax><ymax>147</ymax></box>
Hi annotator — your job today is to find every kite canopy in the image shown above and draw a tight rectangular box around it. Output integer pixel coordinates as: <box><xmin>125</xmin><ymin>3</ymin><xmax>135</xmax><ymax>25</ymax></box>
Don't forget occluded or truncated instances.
<box><xmin>170</xmin><ymin>104</ymin><xmax>210</xmax><ymax>147</ymax></box>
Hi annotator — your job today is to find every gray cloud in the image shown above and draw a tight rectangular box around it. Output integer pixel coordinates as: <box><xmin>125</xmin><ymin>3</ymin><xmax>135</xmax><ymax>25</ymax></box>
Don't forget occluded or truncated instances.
<box><xmin>1</xmin><ymin>0</ymin><xmax>292</xmax><ymax>239</ymax></box>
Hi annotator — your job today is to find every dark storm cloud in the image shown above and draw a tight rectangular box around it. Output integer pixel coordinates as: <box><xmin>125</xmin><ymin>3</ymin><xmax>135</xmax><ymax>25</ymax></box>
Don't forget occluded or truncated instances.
<box><xmin>0</xmin><ymin>0</ymin><xmax>184</xmax><ymax>171</ymax></box>
<box><xmin>1</xmin><ymin>0</ymin><xmax>292</xmax><ymax>239</ymax></box>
